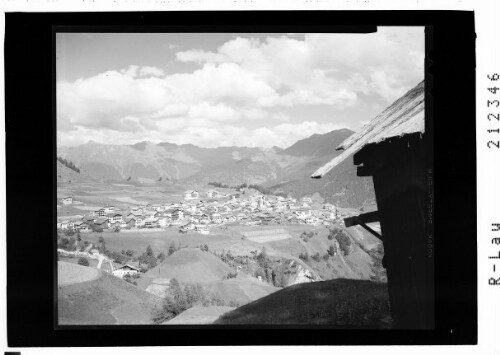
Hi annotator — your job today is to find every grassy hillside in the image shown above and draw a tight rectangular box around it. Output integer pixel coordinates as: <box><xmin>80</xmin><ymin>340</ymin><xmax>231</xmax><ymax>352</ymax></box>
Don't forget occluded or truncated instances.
<box><xmin>58</xmin><ymin>262</ymin><xmax>161</xmax><ymax>325</ymax></box>
<box><xmin>214</xmin><ymin>279</ymin><xmax>391</xmax><ymax>327</ymax></box>
<box><xmin>281</xmin><ymin>128</ymin><xmax>353</xmax><ymax>157</ymax></box>
<box><xmin>269</xmin><ymin>155</ymin><xmax>375</xmax><ymax>208</ymax></box>
<box><xmin>56</xmin><ymin>161</ymin><xmax>97</xmax><ymax>184</ymax></box>
<box><xmin>143</xmin><ymin>248</ymin><xmax>232</xmax><ymax>283</ymax></box>
<box><xmin>163</xmin><ymin>305</ymin><xmax>236</xmax><ymax>324</ymax></box>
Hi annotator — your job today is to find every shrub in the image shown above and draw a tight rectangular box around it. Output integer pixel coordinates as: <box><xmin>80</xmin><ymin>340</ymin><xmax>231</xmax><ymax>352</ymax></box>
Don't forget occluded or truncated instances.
<box><xmin>327</xmin><ymin>245</ymin><xmax>336</xmax><ymax>256</ymax></box>
<box><xmin>151</xmin><ymin>279</ymin><xmax>234</xmax><ymax>324</ymax></box>
<box><xmin>311</xmin><ymin>252</ymin><xmax>321</xmax><ymax>262</ymax></box>
<box><xmin>224</xmin><ymin>271</ymin><xmax>238</xmax><ymax>279</ymax></box>
<box><xmin>64</xmin><ymin>228</ymin><xmax>75</xmax><ymax>237</ymax></box>
<box><xmin>90</xmin><ymin>224</ymin><xmax>103</xmax><ymax>233</ymax></box>
<box><xmin>335</xmin><ymin>231</ymin><xmax>352</xmax><ymax>256</ymax></box>
<box><xmin>168</xmin><ymin>241</ymin><xmax>177</xmax><ymax>256</ymax></box>
<box><xmin>57</xmin><ymin>237</ymin><xmax>70</xmax><ymax>250</ymax></box>
<box><xmin>125</xmin><ymin>249</ymin><xmax>135</xmax><ymax>257</ymax></box>
<box><xmin>123</xmin><ymin>274</ymin><xmax>138</xmax><ymax>285</ymax></box>
<box><xmin>139</xmin><ymin>245</ymin><xmax>157</xmax><ymax>269</ymax></box>
<box><xmin>254</xmin><ymin>267</ymin><xmax>266</xmax><ymax>280</ymax></box>
<box><xmin>157</xmin><ymin>252</ymin><xmax>166</xmax><ymax>263</ymax></box>
<box><xmin>200</xmin><ymin>244</ymin><xmax>209</xmax><ymax>252</ymax></box>
<box><xmin>109</xmin><ymin>250</ymin><xmax>127</xmax><ymax>264</ymax></box>
<box><xmin>77</xmin><ymin>257</ymin><xmax>89</xmax><ymax>266</ymax></box>
<box><xmin>58</xmin><ymin>237</ymin><xmax>77</xmax><ymax>251</ymax></box>
<box><xmin>57</xmin><ymin>156</ymin><xmax>80</xmax><ymax>173</ymax></box>
<box><xmin>97</xmin><ymin>236</ymin><xmax>106</xmax><ymax>253</ymax></box>
<box><xmin>256</xmin><ymin>247</ymin><xmax>269</xmax><ymax>267</ymax></box>
<box><xmin>299</xmin><ymin>252</ymin><xmax>309</xmax><ymax>262</ymax></box>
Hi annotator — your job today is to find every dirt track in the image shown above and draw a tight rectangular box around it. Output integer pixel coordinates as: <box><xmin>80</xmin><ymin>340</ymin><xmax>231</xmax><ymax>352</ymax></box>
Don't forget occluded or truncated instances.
<box><xmin>58</xmin><ymin>261</ymin><xmax>101</xmax><ymax>286</ymax></box>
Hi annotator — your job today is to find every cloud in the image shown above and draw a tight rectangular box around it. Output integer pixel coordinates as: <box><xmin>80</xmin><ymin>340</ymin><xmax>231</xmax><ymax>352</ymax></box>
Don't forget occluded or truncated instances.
<box><xmin>176</xmin><ymin>29</ymin><xmax>424</xmax><ymax>104</ymax></box>
<box><xmin>139</xmin><ymin>66</ymin><xmax>165</xmax><ymax>77</ymax></box>
<box><xmin>57</xmin><ymin>28</ymin><xmax>424</xmax><ymax>148</ymax></box>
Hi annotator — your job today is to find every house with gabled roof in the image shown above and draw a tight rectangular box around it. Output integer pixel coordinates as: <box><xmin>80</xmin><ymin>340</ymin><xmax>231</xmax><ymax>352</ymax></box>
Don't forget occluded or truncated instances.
<box><xmin>112</xmin><ymin>264</ymin><xmax>140</xmax><ymax>278</ymax></box>
<box><xmin>62</xmin><ymin>196</ymin><xmax>73</xmax><ymax>205</ymax></box>
<box><xmin>206</xmin><ymin>189</ymin><xmax>220</xmax><ymax>198</ymax></box>
<box><xmin>94</xmin><ymin>217</ymin><xmax>109</xmax><ymax>230</ymax></box>
<box><xmin>184</xmin><ymin>190</ymin><xmax>199</xmax><ymax>200</ymax></box>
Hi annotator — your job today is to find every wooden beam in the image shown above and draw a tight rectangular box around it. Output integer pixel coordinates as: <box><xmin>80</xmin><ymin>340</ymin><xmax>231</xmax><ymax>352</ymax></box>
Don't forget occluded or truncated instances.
<box><xmin>344</xmin><ymin>211</ymin><xmax>383</xmax><ymax>241</ymax></box>
<box><xmin>344</xmin><ymin>211</ymin><xmax>380</xmax><ymax>226</ymax></box>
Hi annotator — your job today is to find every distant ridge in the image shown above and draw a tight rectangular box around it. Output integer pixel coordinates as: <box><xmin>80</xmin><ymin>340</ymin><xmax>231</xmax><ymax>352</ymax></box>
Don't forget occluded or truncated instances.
<box><xmin>58</xmin><ymin>128</ymin><xmax>376</xmax><ymax>208</ymax></box>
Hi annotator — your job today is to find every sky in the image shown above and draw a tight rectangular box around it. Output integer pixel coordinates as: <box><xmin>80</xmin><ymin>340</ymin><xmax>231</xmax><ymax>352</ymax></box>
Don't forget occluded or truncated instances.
<box><xmin>56</xmin><ymin>29</ymin><xmax>424</xmax><ymax>148</ymax></box>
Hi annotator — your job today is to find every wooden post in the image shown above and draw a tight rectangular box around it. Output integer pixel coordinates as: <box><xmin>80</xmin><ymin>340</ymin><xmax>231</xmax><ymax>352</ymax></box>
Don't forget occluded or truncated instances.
<box><xmin>354</xmin><ymin>133</ymin><xmax>433</xmax><ymax>329</ymax></box>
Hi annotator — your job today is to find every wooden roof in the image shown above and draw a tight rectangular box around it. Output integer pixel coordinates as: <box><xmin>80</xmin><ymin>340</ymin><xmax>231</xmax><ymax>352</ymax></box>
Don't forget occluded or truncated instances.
<box><xmin>311</xmin><ymin>80</ymin><xmax>424</xmax><ymax>178</ymax></box>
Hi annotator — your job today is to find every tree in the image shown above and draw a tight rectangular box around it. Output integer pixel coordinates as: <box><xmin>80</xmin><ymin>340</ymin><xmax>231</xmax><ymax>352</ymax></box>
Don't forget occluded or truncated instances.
<box><xmin>139</xmin><ymin>245</ymin><xmax>157</xmax><ymax>269</ymax></box>
<box><xmin>146</xmin><ymin>245</ymin><xmax>154</xmax><ymax>257</ymax></box>
<box><xmin>335</xmin><ymin>231</ymin><xmax>352</xmax><ymax>256</ymax></box>
<box><xmin>125</xmin><ymin>249</ymin><xmax>135</xmax><ymax>257</ymax></box>
<box><xmin>327</xmin><ymin>245</ymin><xmax>336</xmax><ymax>256</ymax></box>
<box><xmin>168</xmin><ymin>241</ymin><xmax>177</xmax><ymax>256</ymax></box>
<box><xmin>98</xmin><ymin>236</ymin><xmax>106</xmax><ymax>253</ymax></box>
<box><xmin>299</xmin><ymin>252</ymin><xmax>309</xmax><ymax>262</ymax></box>
<box><xmin>77</xmin><ymin>257</ymin><xmax>89</xmax><ymax>266</ymax></box>
<box><xmin>157</xmin><ymin>252</ymin><xmax>166</xmax><ymax>263</ymax></box>
<box><xmin>64</xmin><ymin>228</ymin><xmax>75</xmax><ymax>237</ymax></box>
<box><xmin>256</xmin><ymin>247</ymin><xmax>268</xmax><ymax>268</ymax></box>
<box><xmin>311</xmin><ymin>252</ymin><xmax>321</xmax><ymax>262</ymax></box>
<box><xmin>90</xmin><ymin>223</ymin><xmax>103</xmax><ymax>233</ymax></box>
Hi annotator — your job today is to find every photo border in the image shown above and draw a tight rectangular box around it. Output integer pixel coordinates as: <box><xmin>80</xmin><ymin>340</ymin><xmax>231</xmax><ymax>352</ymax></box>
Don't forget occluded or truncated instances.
<box><xmin>5</xmin><ymin>10</ymin><xmax>476</xmax><ymax>346</ymax></box>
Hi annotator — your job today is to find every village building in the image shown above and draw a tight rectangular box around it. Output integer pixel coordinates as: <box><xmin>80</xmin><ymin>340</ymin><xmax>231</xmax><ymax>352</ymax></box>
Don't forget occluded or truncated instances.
<box><xmin>152</xmin><ymin>204</ymin><xmax>164</xmax><ymax>212</ymax></box>
<box><xmin>112</xmin><ymin>264</ymin><xmax>140</xmax><ymax>278</ymax></box>
<box><xmin>322</xmin><ymin>203</ymin><xmax>336</xmax><ymax>212</ymax></box>
<box><xmin>296</xmin><ymin>207</ymin><xmax>312</xmax><ymax>219</ymax></box>
<box><xmin>205</xmin><ymin>189</ymin><xmax>220</xmax><ymax>198</ymax></box>
<box><xmin>135</xmin><ymin>216</ymin><xmax>145</xmax><ymax>228</ymax></box>
<box><xmin>82</xmin><ymin>215</ymin><xmax>96</xmax><ymax>223</ymax></box>
<box><xmin>94</xmin><ymin>217</ymin><xmax>109</xmax><ymax>230</ymax></box>
<box><xmin>144</xmin><ymin>217</ymin><xmax>159</xmax><ymax>228</ymax></box>
<box><xmin>62</xmin><ymin>196</ymin><xmax>73</xmax><ymax>205</ymax></box>
<box><xmin>199</xmin><ymin>214</ymin><xmax>211</xmax><ymax>224</ymax></box>
<box><xmin>157</xmin><ymin>216</ymin><xmax>170</xmax><ymax>227</ymax></box>
<box><xmin>106</xmin><ymin>213</ymin><xmax>123</xmax><ymax>224</ymax></box>
<box><xmin>210</xmin><ymin>213</ymin><xmax>222</xmax><ymax>224</ymax></box>
<box><xmin>183</xmin><ymin>190</ymin><xmax>199</xmax><ymax>200</ymax></box>
<box><xmin>171</xmin><ymin>209</ymin><xmax>184</xmax><ymax>221</ymax></box>
<box><xmin>195</xmin><ymin>225</ymin><xmax>209</xmax><ymax>235</ymax></box>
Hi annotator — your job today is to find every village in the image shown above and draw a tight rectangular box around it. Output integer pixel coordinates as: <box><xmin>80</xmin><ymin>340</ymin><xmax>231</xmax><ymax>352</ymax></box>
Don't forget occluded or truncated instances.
<box><xmin>56</xmin><ymin>188</ymin><xmax>345</xmax><ymax>237</ymax></box>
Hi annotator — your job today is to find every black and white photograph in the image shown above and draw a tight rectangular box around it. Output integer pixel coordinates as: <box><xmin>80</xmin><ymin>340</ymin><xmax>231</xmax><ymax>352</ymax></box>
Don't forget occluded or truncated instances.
<box><xmin>54</xmin><ymin>28</ymin><xmax>432</xmax><ymax>328</ymax></box>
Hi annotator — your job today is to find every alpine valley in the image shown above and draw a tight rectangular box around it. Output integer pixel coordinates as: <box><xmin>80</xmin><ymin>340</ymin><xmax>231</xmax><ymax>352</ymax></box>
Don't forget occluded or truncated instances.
<box><xmin>58</xmin><ymin>128</ymin><xmax>374</xmax><ymax>208</ymax></box>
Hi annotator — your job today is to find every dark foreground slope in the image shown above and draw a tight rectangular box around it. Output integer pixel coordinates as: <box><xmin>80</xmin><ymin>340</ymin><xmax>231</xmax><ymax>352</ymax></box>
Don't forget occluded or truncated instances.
<box><xmin>58</xmin><ymin>262</ymin><xmax>161</xmax><ymax>325</ymax></box>
<box><xmin>214</xmin><ymin>279</ymin><xmax>391</xmax><ymax>328</ymax></box>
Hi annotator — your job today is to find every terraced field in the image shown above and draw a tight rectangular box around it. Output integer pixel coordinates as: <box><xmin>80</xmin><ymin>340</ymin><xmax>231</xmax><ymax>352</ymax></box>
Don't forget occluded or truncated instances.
<box><xmin>241</xmin><ymin>228</ymin><xmax>292</xmax><ymax>243</ymax></box>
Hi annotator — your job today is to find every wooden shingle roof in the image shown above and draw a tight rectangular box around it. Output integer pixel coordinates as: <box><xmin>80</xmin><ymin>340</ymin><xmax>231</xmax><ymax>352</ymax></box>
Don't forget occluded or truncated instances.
<box><xmin>311</xmin><ymin>80</ymin><xmax>424</xmax><ymax>178</ymax></box>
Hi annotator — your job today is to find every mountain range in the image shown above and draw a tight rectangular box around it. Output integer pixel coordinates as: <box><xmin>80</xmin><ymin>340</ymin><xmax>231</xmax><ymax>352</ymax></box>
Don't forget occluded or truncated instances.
<box><xmin>58</xmin><ymin>128</ymin><xmax>375</xmax><ymax>208</ymax></box>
